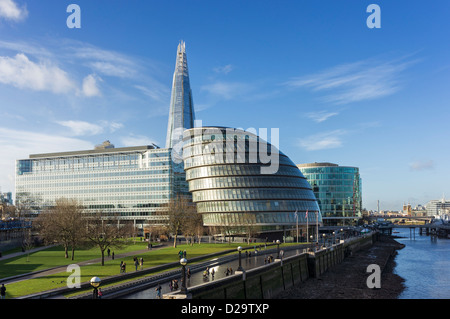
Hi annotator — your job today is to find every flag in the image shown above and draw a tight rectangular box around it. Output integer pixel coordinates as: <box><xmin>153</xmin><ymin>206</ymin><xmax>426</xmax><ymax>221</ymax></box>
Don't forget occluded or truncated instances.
<box><xmin>305</xmin><ymin>210</ymin><xmax>308</xmax><ymax>218</ymax></box>
<box><xmin>294</xmin><ymin>210</ymin><xmax>298</xmax><ymax>218</ymax></box>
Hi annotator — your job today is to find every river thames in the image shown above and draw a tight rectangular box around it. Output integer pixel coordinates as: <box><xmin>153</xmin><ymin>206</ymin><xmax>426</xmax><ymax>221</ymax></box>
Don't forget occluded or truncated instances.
<box><xmin>393</xmin><ymin>227</ymin><xmax>450</xmax><ymax>299</ymax></box>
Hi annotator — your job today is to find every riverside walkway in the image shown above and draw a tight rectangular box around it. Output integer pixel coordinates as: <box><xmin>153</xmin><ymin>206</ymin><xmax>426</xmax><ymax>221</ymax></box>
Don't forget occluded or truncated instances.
<box><xmin>0</xmin><ymin>241</ymin><xmax>310</xmax><ymax>299</ymax></box>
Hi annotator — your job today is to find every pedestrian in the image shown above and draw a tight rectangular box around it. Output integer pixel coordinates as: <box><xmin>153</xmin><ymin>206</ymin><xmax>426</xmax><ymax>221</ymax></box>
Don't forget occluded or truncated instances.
<box><xmin>112</xmin><ymin>251</ymin><xmax>115</xmax><ymax>260</ymax></box>
<box><xmin>140</xmin><ymin>257</ymin><xmax>144</xmax><ymax>270</ymax></box>
<box><xmin>98</xmin><ymin>288</ymin><xmax>103</xmax><ymax>299</ymax></box>
<box><xmin>1</xmin><ymin>284</ymin><xmax>6</xmax><ymax>299</ymax></box>
<box><xmin>120</xmin><ymin>261</ymin><xmax>123</xmax><ymax>273</ymax></box>
<box><xmin>107</xmin><ymin>248</ymin><xmax>110</xmax><ymax>257</ymax></box>
<box><xmin>134</xmin><ymin>258</ymin><xmax>139</xmax><ymax>271</ymax></box>
<box><xmin>122</xmin><ymin>262</ymin><xmax>126</xmax><ymax>273</ymax></box>
<box><xmin>211</xmin><ymin>268</ymin><xmax>215</xmax><ymax>278</ymax></box>
<box><xmin>187</xmin><ymin>267</ymin><xmax>191</xmax><ymax>279</ymax></box>
<box><xmin>155</xmin><ymin>284</ymin><xmax>162</xmax><ymax>299</ymax></box>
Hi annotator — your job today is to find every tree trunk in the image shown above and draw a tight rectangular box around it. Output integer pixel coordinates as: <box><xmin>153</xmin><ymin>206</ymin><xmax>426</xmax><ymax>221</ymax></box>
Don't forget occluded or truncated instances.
<box><xmin>173</xmin><ymin>234</ymin><xmax>178</xmax><ymax>248</ymax></box>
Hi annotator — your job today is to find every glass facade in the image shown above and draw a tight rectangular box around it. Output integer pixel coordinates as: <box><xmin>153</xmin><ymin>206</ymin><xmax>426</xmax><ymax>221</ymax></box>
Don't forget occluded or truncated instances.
<box><xmin>182</xmin><ymin>127</ymin><xmax>322</xmax><ymax>229</ymax></box>
<box><xmin>165</xmin><ymin>40</ymin><xmax>195</xmax><ymax>151</ymax></box>
<box><xmin>297</xmin><ymin>163</ymin><xmax>362</xmax><ymax>226</ymax></box>
<box><xmin>15</xmin><ymin>146</ymin><xmax>189</xmax><ymax>224</ymax></box>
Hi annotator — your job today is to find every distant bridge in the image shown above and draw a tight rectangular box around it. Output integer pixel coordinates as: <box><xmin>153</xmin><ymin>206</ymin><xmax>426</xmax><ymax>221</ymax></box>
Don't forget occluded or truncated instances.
<box><xmin>378</xmin><ymin>222</ymin><xmax>450</xmax><ymax>239</ymax></box>
<box><xmin>367</xmin><ymin>215</ymin><xmax>432</xmax><ymax>222</ymax></box>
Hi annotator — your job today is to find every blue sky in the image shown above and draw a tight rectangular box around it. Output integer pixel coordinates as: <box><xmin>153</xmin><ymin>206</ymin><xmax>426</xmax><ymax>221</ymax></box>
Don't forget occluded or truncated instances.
<box><xmin>0</xmin><ymin>0</ymin><xmax>449</xmax><ymax>211</ymax></box>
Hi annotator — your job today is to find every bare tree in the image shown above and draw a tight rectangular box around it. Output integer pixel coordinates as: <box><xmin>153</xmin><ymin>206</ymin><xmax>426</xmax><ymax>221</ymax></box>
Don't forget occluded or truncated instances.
<box><xmin>183</xmin><ymin>209</ymin><xmax>203</xmax><ymax>245</ymax></box>
<box><xmin>164</xmin><ymin>195</ymin><xmax>198</xmax><ymax>248</ymax></box>
<box><xmin>85</xmin><ymin>211</ymin><xmax>127</xmax><ymax>266</ymax></box>
<box><xmin>35</xmin><ymin>198</ymin><xmax>86</xmax><ymax>260</ymax></box>
<box><xmin>241</xmin><ymin>213</ymin><xmax>260</xmax><ymax>245</ymax></box>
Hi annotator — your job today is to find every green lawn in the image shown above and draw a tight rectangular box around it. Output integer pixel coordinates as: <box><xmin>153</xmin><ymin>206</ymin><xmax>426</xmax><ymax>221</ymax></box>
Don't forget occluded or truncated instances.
<box><xmin>1</xmin><ymin>241</ymin><xmax>280</xmax><ymax>298</ymax></box>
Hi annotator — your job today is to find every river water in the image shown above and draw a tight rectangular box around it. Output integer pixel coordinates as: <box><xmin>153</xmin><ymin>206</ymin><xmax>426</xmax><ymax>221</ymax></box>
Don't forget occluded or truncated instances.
<box><xmin>393</xmin><ymin>227</ymin><xmax>450</xmax><ymax>299</ymax></box>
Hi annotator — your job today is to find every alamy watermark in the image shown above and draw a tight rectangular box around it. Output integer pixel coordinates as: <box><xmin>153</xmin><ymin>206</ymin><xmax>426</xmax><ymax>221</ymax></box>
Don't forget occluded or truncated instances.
<box><xmin>366</xmin><ymin>264</ymin><xmax>381</xmax><ymax>289</ymax></box>
<box><xmin>170</xmin><ymin>120</ymin><xmax>280</xmax><ymax>175</ymax></box>
<box><xmin>67</xmin><ymin>264</ymin><xmax>81</xmax><ymax>288</ymax></box>
<box><xmin>66</xmin><ymin>4</ymin><xmax>81</xmax><ymax>29</ymax></box>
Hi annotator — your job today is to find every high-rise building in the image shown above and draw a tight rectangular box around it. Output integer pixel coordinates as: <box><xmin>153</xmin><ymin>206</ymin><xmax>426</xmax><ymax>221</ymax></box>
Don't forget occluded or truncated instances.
<box><xmin>425</xmin><ymin>197</ymin><xmax>450</xmax><ymax>217</ymax></box>
<box><xmin>165</xmin><ymin>40</ymin><xmax>195</xmax><ymax>153</ymax></box>
<box><xmin>297</xmin><ymin>162</ymin><xmax>362</xmax><ymax>226</ymax></box>
<box><xmin>15</xmin><ymin>42</ymin><xmax>194</xmax><ymax>230</ymax></box>
<box><xmin>182</xmin><ymin>127</ymin><xmax>322</xmax><ymax>238</ymax></box>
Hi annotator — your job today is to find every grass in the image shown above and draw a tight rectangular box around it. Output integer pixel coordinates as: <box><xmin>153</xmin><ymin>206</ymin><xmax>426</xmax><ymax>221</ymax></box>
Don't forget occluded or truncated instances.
<box><xmin>1</xmin><ymin>241</ymin><xmax>291</xmax><ymax>298</ymax></box>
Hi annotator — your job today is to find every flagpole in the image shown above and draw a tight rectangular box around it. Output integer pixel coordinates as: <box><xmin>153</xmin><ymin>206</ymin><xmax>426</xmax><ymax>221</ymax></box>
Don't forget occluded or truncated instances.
<box><xmin>306</xmin><ymin>210</ymin><xmax>309</xmax><ymax>243</ymax></box>
<box><xmin>315</xmin><ymin>211</ymin><xmax>318</xmax><ymax>243</ymax></box>
<box><xmin>295</xmin><ymin>210</ymin><xmax>298</xmax><ymax>243</ymax></box>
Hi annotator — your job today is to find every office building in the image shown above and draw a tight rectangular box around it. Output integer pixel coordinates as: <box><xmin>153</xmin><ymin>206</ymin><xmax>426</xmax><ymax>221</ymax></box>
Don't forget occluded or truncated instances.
<box><xmin>182</xmin><ymin>127</ymin><xmax>322</xmax><ymax>236</ymax></box>
<box><xmin>297</xmin><ymin>162</ymin><xmax>362</xmax><ymax>226</ymax></box>
<box><xmin>425</xmin><ymin>197</ymin><xmax>450</xmax><ymax>217</ymax></box>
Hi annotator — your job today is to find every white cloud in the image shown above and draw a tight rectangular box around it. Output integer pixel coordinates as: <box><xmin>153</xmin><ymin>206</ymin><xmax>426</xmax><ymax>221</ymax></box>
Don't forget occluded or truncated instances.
<box><xmin>201</xmin><ymin>81</ymin><xmax>251</xmax><ymax>100</ymax></box>
<box><xmin>285</xmin><ymin>56</ymin><xmax>417</xmax><ymax>104</ymax></box>
<box><xmin>56</xmin><ymin>120</ymin><xmax>103</xmax><ymax>136</ymax></box>
<box><xmin>298</xmin><ymin>130</ymin><xmax>346</xmax><ymax>151</ymax></box>
<box><xmin>0</xmin><ymin>0</ymin><xmax>28</xmax><ymax>21</ymax></box>
<box><xmin>82</xmin><ymin>74</ymin><xmax>102</xmax><ymax>97</ymax></box>
<box><xmin>306</xmin><ymin>110</ymin><xmax>339</xmax><ymax>123</ymax></box>
<box><xmin>134</xmin><ymin>84</ymin><xmax>169</xmax><ymax>102</ymax></box>
<box><xmin>410</xmin><ymin>160</ymin><xmax>434</xmax><ymax>171</ymax></box>
<box><xmin>213</xmin><ymin>64</ymin><xmax>233</xmax><ymax>74</ymax></box>
<box><xmin>56</xmin><ymin>120</ymin><xmax>123</xmax><ymax>136</ymax></box>
<box><xmin>0</xmin><ymin>53</ymin><xmax>76</xmax><ymax>94</ymax></box>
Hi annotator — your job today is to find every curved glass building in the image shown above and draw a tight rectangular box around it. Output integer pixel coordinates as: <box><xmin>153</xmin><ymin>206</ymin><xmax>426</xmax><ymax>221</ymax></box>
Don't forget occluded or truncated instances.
<box><xmin>296</xmin><ymin>163</ymin><xmax>362</xmax><ymax>226</ymax></box>
<box><xmin>182</xmin><ymin>127</ymin><xmax>322</xmax><ymax>233</ymax></box>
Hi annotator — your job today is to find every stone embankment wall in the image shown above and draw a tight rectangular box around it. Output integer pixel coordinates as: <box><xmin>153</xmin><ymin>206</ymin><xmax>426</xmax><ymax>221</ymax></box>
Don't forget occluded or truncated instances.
<box><xmin>185</xmin><ymin>233</ymin><xmax>376</xmax><ymax>299</ymax></box>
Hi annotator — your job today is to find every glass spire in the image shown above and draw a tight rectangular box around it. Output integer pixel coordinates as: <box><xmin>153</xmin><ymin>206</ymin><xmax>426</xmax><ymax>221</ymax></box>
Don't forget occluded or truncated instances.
<box><xmin>165</xmin><ymin>41</ymin><xmax>195</xmax><ymax>151</ymax></box>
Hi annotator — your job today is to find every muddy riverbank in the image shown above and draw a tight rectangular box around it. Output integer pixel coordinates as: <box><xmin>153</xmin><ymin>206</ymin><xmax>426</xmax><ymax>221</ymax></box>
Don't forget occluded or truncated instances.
<box><xmin>275</xmin><ymin>234</ymin><xmax>406</xmax><ymax>299</ymax></box>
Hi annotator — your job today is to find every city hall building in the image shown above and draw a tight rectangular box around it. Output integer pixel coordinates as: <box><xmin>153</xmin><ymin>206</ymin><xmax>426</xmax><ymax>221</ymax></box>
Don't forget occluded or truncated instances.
<box><xmin>182</xmin><ymin>126</ymin><xmax>322</xmax><ymax>236</ymax></box>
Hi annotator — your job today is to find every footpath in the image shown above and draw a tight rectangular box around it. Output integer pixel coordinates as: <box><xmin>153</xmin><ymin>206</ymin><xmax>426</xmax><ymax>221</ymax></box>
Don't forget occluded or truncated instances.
<box><xmin>0</xmin><ymin>244</ymin><xmax>167</xmax><ymax>285</ymax></box>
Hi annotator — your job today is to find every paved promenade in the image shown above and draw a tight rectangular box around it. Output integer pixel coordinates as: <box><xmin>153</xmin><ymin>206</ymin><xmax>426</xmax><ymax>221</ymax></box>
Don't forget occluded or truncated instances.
<box><xmin>0</xmin><ymin>244</ymin><xmax>167</xmax><ymax>285</ymax></box>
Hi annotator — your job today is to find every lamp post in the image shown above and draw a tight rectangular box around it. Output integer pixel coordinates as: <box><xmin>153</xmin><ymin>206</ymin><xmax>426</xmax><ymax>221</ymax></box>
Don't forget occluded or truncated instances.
<box><xmin>90</xmin><ymin>277</ymin><xmax>101</xmax><ymax>299</ymax></box>
<box><xmin>237</xmin><ymin>246</ymin><xmax>244</xmax><ymax>272</ymax></box>
<box><xmin>180</xmin><ymin>258</ymin><xmax>188</xmax><ymax>294</ymax></box>
<box><xmin>322</xmin><ymin>233</ymin><xmax>326</xmax><ymax>246</ymax></box>
<box><xmin>276</xmin><ymin>240</ymin><xmax>281</xmax><ymax>259</ymax></box>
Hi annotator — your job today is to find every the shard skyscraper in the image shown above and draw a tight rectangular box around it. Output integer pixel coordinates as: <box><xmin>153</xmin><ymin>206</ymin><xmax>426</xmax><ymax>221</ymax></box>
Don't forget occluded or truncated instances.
<box><xmin>165</xmin><ymin>41</ymin><xmax>195</xmax><ymax>152</ymax></box>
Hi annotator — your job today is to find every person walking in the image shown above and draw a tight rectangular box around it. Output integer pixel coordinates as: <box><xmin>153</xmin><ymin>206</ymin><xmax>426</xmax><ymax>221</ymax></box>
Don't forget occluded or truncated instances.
<box><xmin>155</xmin><ymin>284</ymin><xmax>162</xmax><ymax>299</ymax></box>
<box><xmin>1</xmin><ymin>284</ymin><xmax>6</xmax><ymax>299</ymax></box>
<box><xmin>98</xmin><ymin>288</ymin><xmax>103</xmax><ymax>299</ymax></box>
<box><xmin>140</xmin><ymin>257</ymin><xmax>144</xmax><ymax>270</ymax></box>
